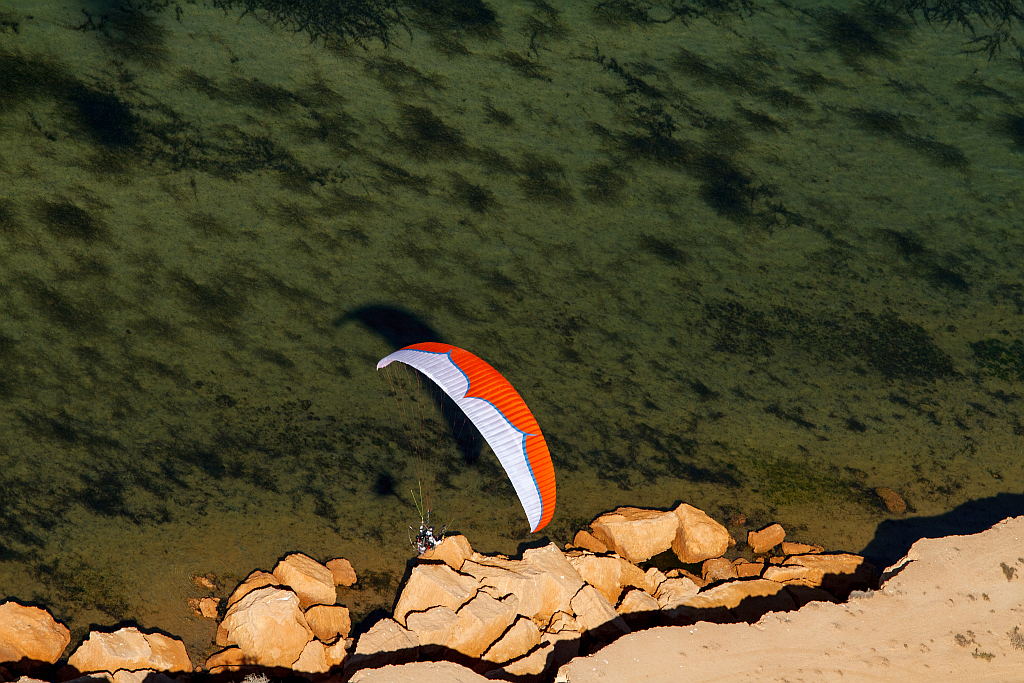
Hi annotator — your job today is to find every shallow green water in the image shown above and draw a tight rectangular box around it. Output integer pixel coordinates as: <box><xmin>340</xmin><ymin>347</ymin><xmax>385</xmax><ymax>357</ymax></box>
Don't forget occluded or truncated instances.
<box><xmin>0</xmin><ymin>0</ymin><xmax>1022</xmax><ymax>665</ymax></box>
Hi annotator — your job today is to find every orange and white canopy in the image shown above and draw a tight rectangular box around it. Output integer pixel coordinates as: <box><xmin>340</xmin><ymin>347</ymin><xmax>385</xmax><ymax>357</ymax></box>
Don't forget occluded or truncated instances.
<box><xmin>377</xmin><ymin>342</ymin><xmax>556</xmax><ymax>532</ymax></box>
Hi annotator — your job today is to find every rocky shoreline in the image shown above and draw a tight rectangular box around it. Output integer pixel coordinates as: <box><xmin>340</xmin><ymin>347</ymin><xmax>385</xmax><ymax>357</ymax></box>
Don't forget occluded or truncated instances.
<box><xmin>2</xmin><ymin>505</ymin><xmax>1021</xmax><ymax>683</ymax></box>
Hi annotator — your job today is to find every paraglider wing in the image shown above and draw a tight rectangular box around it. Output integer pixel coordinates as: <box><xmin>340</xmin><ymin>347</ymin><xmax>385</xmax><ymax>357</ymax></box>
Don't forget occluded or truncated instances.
<box><xmin>377</xmin><ymin>342</ymin><xmax>556</xmax><ymax>532</ymax></box>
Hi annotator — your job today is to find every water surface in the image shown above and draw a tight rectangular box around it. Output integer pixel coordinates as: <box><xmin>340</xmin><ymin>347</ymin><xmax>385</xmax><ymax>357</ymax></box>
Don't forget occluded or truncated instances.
<box><xmin>0</xmin><ymin>0</ymin><xmax>1022</xmax><ymax>663</ymax></box>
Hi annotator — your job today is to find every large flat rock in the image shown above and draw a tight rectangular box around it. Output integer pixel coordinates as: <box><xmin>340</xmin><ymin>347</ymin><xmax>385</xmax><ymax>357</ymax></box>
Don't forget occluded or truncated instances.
<box><xmin>558</xmin><ymin>515</ymin><xmax>1024</xmax><ymax>682</ymax></box>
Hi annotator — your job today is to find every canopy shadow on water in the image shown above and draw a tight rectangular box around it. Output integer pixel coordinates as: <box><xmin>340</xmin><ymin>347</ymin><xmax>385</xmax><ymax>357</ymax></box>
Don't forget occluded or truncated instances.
<box><xmin>337</xmin><ymin>304</ymin><xmax>485</xmax><ymax>469</ymax></box>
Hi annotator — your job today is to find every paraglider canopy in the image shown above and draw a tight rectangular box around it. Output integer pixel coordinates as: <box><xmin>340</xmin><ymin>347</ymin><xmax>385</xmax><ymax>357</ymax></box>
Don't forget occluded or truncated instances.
<box><xmin>377</xmin><ymin>342</ymin><xmax>556</xmax><ymax>533</ymax></box>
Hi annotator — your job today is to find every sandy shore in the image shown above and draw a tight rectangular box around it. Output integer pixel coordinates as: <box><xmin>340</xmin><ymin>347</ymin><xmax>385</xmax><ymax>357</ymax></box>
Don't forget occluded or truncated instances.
<box><xmin>351</xmin><ymin>516</ymin><xmax>1024</xmax><ymax>682</ymax></box>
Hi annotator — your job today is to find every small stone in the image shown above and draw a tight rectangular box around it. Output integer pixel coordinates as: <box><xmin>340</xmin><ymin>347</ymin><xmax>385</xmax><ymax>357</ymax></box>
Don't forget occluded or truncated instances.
<box><xmin>702</xmin><ymin>557</ymin><xmax>739</xmax><ymax>583</ymax></box>
<box><xmin>727</xmin><ymin>513</ymin><xmax>747</xmax><ymax>527</ymax></box>
<box><xmin>642</xmin><ymin>567</ymin><xmax>668</xmax><ymax>595</ymax></box>
<box><xmin>426</xmin><ymin>534</ymin><xmax>474</xmax><ymax>571</ymax></box>
<box><xmin>733</xmin><ymin>559</ymin><xmax>765</xmax><ymax>578</ymax></box>
<box><xmin>780</xmin><ymin>542</ymin><xmax>824</xmax><ymax>556</ymax></box>
<box><xmin>763</xmin><ymin>564</ymin><xmax>826</xmax><ymax>586</ymax></box>
<box><xmin>665</xmin><ymin>568</ymin><xmax>705</xmax><ymax>587</ymax></box>
<box><xmin>748</xmin><ymin>523</ymin><xmax>786</xmax><ymax>554</ymax></box>
<box><xmin>324</xmin><ymin>638</ymin><xmax>350</xmax><ymax>668</ymax></box>
<box><xmin>325</xmin><ymin>558</ymin><xmax>358</xmax><ymax>587</ymax></box>
<box><xmin>191</xmin><ymin>574</ymin><xmax>217</xmax><ymax>591</ymax></box>
<box><xmin>188</xmin><ymin>597</ymin><xmax>220</xmax><ymax>619</ymax></box>
<box><xmin>305</xmin><ymin>604</ymin><xmax>352</xmax><ymax>642</ymax></box>
<box><xmin>571</xmin><ymin>530</ymin><xmax>609</xmax><ymax>554</ymax></box>
<box><xmin>876</xmin><ymin>487</ymin><xmax>907</xmax><ymax>514</ymax></box>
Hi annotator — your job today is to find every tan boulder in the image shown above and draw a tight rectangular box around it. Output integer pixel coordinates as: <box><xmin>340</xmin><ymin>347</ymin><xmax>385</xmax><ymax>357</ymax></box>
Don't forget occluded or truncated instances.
<box><xmin>665</xmin><ymin>579</ymin><xmax>797</xmax><ymax>625</ymax></box>
<box><xmin>227</xmin><ymin>570</ymin><xmax>278</xmax><ymax>609</ymax></box>
<box><xmin>541</xmin><ymin>613</ymin><xmax>582</xmax><ymax>669</ymax></box>
<box><xmin>590</xmin><ymin>507</ymin><xmax>679</xmax><ymax>563</ymax></box>
<box><xmin>204</xmin><ymin>646</ymin><xmax>249</xmax><ymax>673</ymax></box>
<box><xmin>462</xmin><ymin>559</ymin><xmax>546</xmax><ymax>620</ymax></box>
<box><xmin>571</xmin><ymin>529</ymin><xmax>608</xmax><ymax>554</ymax></box>
<box><xmin>569</xmin><ymin>585</ymin><xmax>630</xmax><ymax>642</ymax></box>
<box><xmin>521</xmin><ymin>544</ymin><xmax>586</xmax><ymax>620</ymax></box>
<box><xmin>325</xmin><ymin>558</ymin><xmax>358</xmax><ymax>587</ymax></box>
<box><xmin>671</xmin><ymin>504</ymin><xmax>731</xmax><ymax>564</ymax></box>
<box><xmin>665</xmin><ymin>567</ymin><xmax>705</xmax><ymax>588</ymax></box>
<box><xmin>653</xmin><ymin>576</ymin><xmax>701</xmax><ymax>609</ymax></box>
<box><xmin>783</xmin><ymin>553</ymin><xmax>879</xmax><ymax>598</ymax></box>
<box><xmin>566</xmin><ymin>552</ymin><xmax>648</xmax><ymax>604</ymax></box>
<box><xmin>68</xmin><ymin>627</ymin><xmax>191</xmax><ymax>674</ymax></box>
<box><xmin>273</xmin><ymin>553</ymin><xmax>336</xmax><ymax>609</ymax></box>
<box><xmin>305</xmin><ymin>604</ymin><xmax>351</xmax><ymax>642</ymax></box>
<box><xmin>488</xmin><ymin>641</ymin><xmax>551</xmax><ymax>680</ymax></box>
<box><xmin>447</xmin><ymin>593</ymin><xmax>519</xmax><ymax>658</ymax></box>
<box><xmin>702</xmin><ymin>557</ymin><xmax>738</xmax><ymax>583</ymax></box>
<box><xmin>324</xmin><ymin>638</ymin><xmax>350</xmax><ymax>668</ymax></box>
<box><xmin>780</xmin><ymin>541</ymin><xmax>823</xmax><ymax>555</ymax></box>
<box><xmin>405</xmin><ymin>606</ymin><xmax>458</xmax><ymax>653</ymax></box>
<box><xmin>220</xmin><ymin>586</ymin><xmax>312</xmax><ymax>667</ymax></box>
<box><xmin>481</xmin><ymin>617</ymin><xmax>542</xmax><ymax>665</ymax></box>
<box><xmin>748</xmin><ymin>523</ymin><xmax>786</xmax><ymax>554</ymax></box>
<box><xmin>486</xmin><ymin>611</ymin><xmax>580</xmax><ymax>680</ymax></box>
<box><xmin>292</xmin><ymin>639</ymin><xmax>329</xmax><ymax>674</ymax></box>
<box><xmin>344</xmin><ymin>618</ymin><xmax>418</xmax><ymax>674</ymax></box>
<box><xmin>393</xmin><ymin>563</ymin><xmax>479</xmax><ymax>625</ymax></box>
<box><xmin>762</xmin><ymin>564</ymin><xmax>826</xmax><ymax>587</ymax></box>
<box><xmin>616</xmin><ymin>588</ymin><xmax>660</xmax><ymax>631</ymax></box>
<box><xmin>424</xmin><ymin>534</ymin><xmax>473</xmax><ymax>570</ymax></box>
<box><xmin>465</xmin><ymin>545</ymin><xmax>584</xmax><ymax>626</ymax></box>
<box><xmin>0</xmin><ymin>602</ymin><xmax>71</xmax><ymax>666</ymax></box>
<box><xmin>111</xmin><ymin>670</ymin><xmax>177</xmax><ymax>683</ymax></box>
<box><xmin>616</xmin><ymin>588</ymin><xmax>660</xmax><ymax>615</ymax></box>
<box><xmin>215</xmin><ymin>623</ymin><xmax>230</xmax><ymax>648</ymax></box>
<box><xmin>642</xmin><ymin>567</ymin><xmax>668</xmax><ymax>595</ymax></box>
